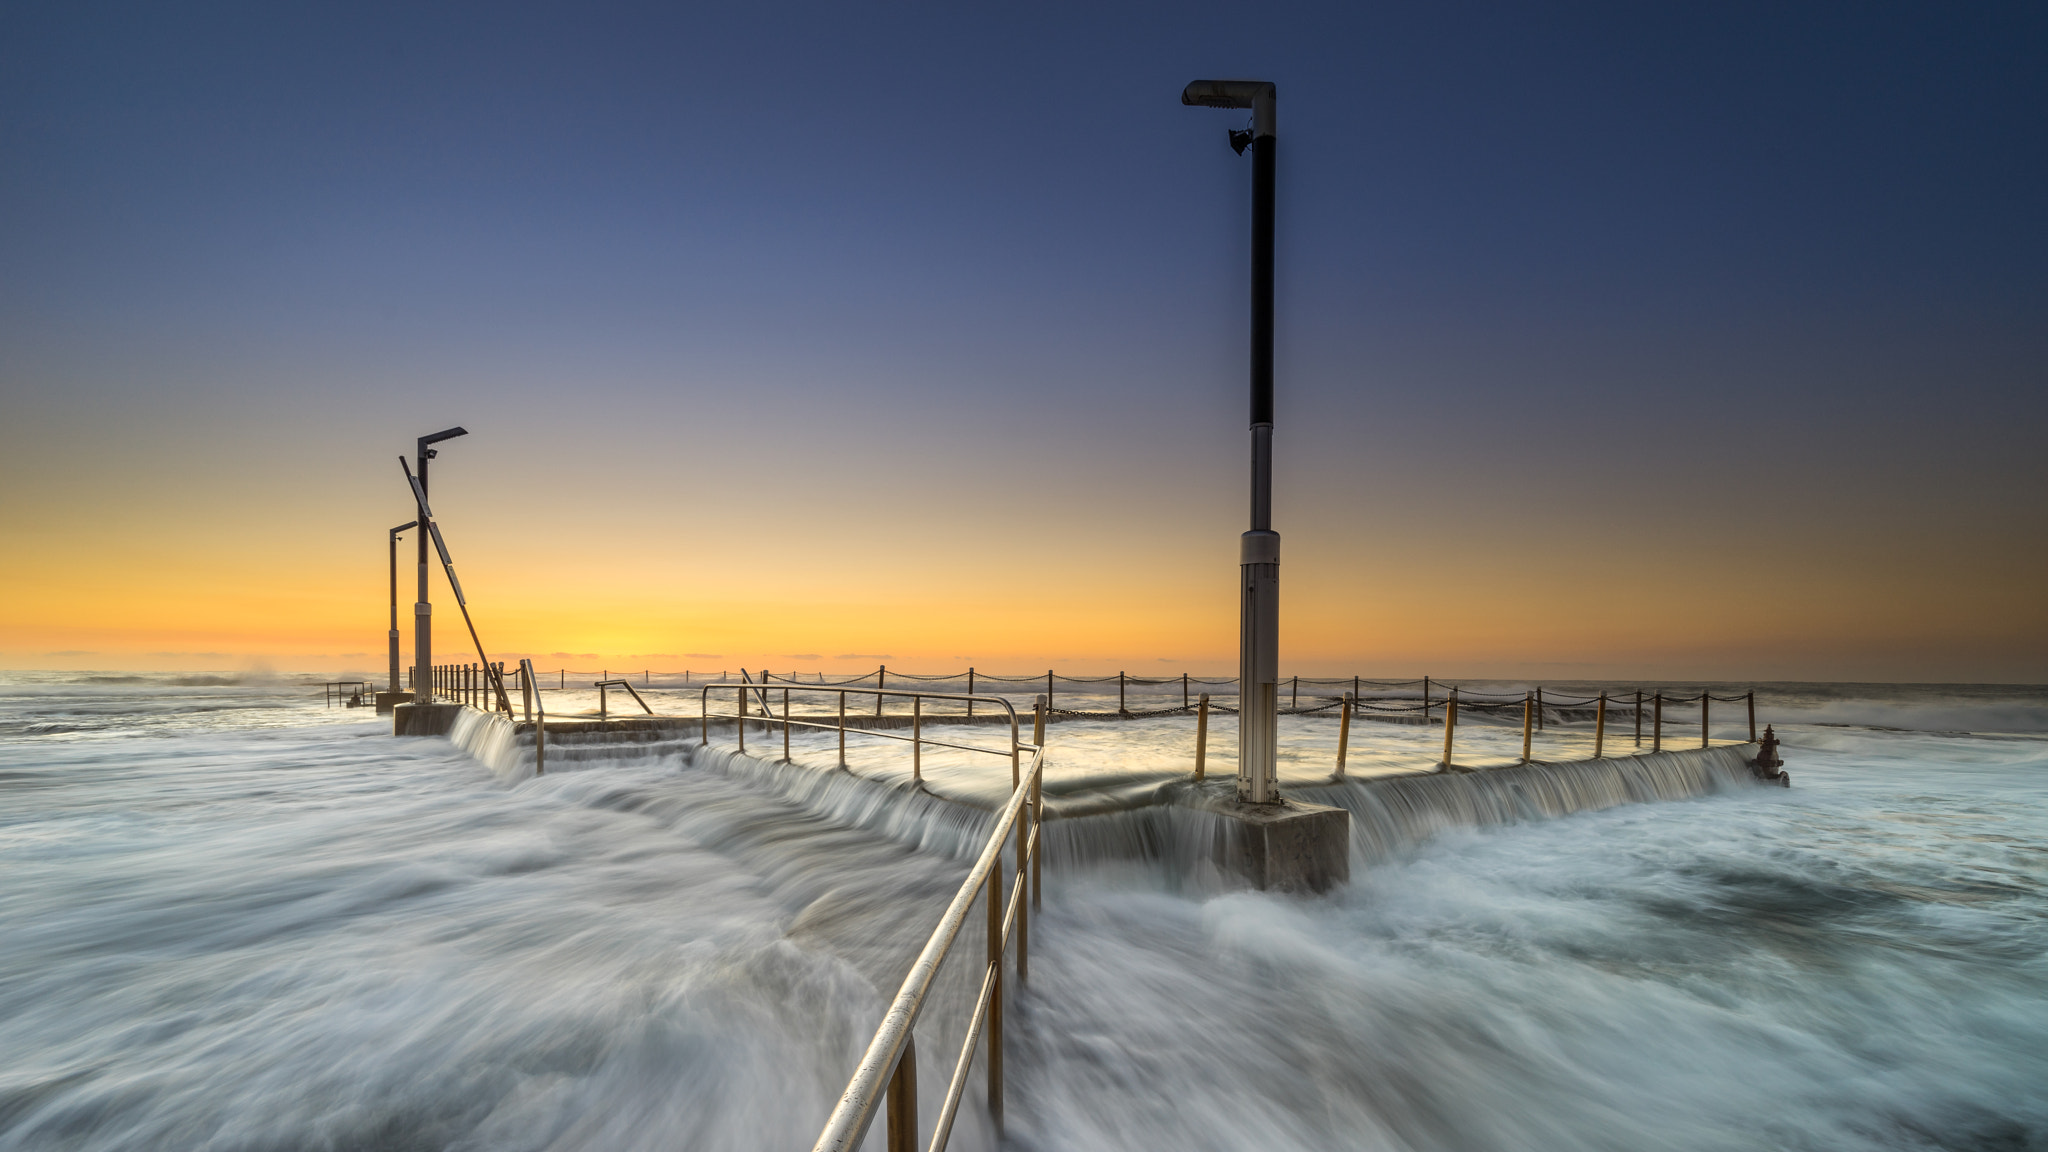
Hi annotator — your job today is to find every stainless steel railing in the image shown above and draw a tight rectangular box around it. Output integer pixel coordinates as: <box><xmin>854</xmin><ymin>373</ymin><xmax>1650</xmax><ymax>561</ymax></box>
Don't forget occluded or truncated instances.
<box><xmin>517</xmin><ymin>658</ymin><xmax>548</xmax><ymax>775</ymax></box>
<box><xmin>594</xmin><ymin>679</ymin><xmax>653</xmax><ymax>720</ymax></box>
<box><xmin>694</xmin><ymin>682</ymin><xmax>1046</xmax><ymax>1152</ymax></box>
<box><xmin>696</xmin><ymin>683</ymin><xmax>1024</xmax><ymax>783</ymax></box>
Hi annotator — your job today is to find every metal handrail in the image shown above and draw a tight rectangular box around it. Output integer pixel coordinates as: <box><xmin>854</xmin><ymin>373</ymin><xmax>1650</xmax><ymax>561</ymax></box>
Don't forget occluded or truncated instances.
<box><xmin>696</xmin><ymin>683</ymin><xmax>1022</xmax><ymax>783</ymax></box>
<box><xmin>518</xmin><ymin>659</ymin><xmax>547</xmax><ymax>775</ymax></box>
<box><xmin>812</xmin><ymin>732</ymin><xmax>1046</xmax><ymax>1152</ymax></box>
<box><xmin>594</xmin><ymin>679</ymin><xmax>653</xmax><ymax>720</ymax></box>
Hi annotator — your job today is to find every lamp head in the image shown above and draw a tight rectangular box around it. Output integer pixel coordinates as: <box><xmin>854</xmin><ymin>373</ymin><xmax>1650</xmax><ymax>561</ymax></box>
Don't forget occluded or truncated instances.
<box><xmin>417</xmin><ymin>427</ymin><xmax>469</xmax><ymax>460</ymax></box>
<box><xmin>1182</xmin><ymin>79</ymin><xmax>1276</xmax><ymax>139</ymax></box>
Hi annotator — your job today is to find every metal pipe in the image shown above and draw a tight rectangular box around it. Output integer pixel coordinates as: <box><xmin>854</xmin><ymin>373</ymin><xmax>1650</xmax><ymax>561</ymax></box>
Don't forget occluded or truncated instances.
<box><xmin>1522</xmin><ymin>691</ymin><xmax>1534</xmax><ymax>762</ymax></box>
<box><xmin>1441</xmin><ymin>689</ymin><xmax>1458</xmax><ymax>767</ymax></box>
<box><xmin>985</xmin><ymin>857</ymin><xmax>1003</xmax><ymax>1135</ymax></box>
<box><xmin>1334</xmin><ymin>692</ymin><xmax>1352</xmax><ymax>779</ymax></box>
<box><xmin>885</xmin><ymin>1035</ymin><xmax>917</xmax><ymax>1152</ymax></box>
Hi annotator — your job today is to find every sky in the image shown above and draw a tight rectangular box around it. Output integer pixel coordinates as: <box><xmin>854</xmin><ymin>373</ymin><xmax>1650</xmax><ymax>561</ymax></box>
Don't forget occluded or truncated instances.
<box><xmin>1</xmin><ymin>1</ymin><xmax>2043</xmax><ymax>682</ymax></box>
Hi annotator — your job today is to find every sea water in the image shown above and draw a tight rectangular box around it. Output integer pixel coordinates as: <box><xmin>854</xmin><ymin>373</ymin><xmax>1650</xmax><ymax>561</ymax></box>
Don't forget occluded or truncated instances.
<box><xmin>2</xmin><ymin>673</ymin><xmax>2043</xmax><ymax>1150</ymax></box>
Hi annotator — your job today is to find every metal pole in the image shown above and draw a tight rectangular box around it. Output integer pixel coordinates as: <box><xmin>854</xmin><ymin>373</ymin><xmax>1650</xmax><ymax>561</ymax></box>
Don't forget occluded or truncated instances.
<box><xmin>1290</xmin><ymin>674</ymin><xmax>1297</xmax><ymax>710</ymax></box>
<box><xmin>1747</xmin><ymin>691</ymin><xmax>1756</xmax><ymax>741</ymax></box>
<box><xmin>1335</xmin><ymin>691</ymin><xmax>1352</xmax><ymax>779</ymax></box>
<box><xmin>1423</xmin><ymin>676</ymin><xmax>1431</xmax><ymax>724</ymax></box>
<box><xmin>1635</xmin><ymin>689</ymin><xmax>1643</xmax><ymax>747</ymax></box>
<box><xmin>783</xmin><ymin>687</ymin><xmax>790</xmax><ymax>762</ymax></box>
<box><xmin>877</xmin><ymin>665</ymin><xmax>885</xmax><ymax>717</ymax></box>
<box><xmin>387</xmin><ymin>523</ymin><xmax>412</xmax><ymax>693</ymax></box>
<box><xmin>1183</xmin><ymin>672</ymin><xmax>1189</xmax><ymax>709</ymax></box>
<box><xmin>967</xmin><ymin>667</ymin><xmax>974</xmax><ymax>718</ymax></box>
<box><xmin>1441</xmin><ymin>688</ymin><xmax>1458</xmax><ymax>767</ymax></box>
<box><xmin>1522</xmin><ymin>691</ymin><xmax>1534</xmax><ymax>762</ymax></box>
<box><xmin>884</xmin><ymin>1037</ymin><xmax>917</xmax><ymax>1152</ymax></box>
<box><xmin>1047</xmin><ymin>669</ymin><xmax>1053</xmax><ymax>710</ymax></box>
<box><xmin>1119</xmin><ymin>671</ymin><xmax>1126</xmax><ymax>716</ymax></box>
<box><xmin>737</xmin><ymin>687</ymin><xmax>745</xmax><ymax>753</ymax></box>
<box><xmin>1032</xmin><ymin>695</ymin><xmax>1045</xmax><ymax>911</ymax></box>
<box><xmin>912</xmin><ymin>695</ymin><xmax>921</xmax><ymax>782</ymax></box>
<box><xmin>1594</xmin><ymin>692</ymin><xmax>1607</xmax><ymax>758</ymax></box>
<box><xmin>838</xmin><ymin>691</ymin><xmax>847</xmax><ymax>765</ymax></box>
<box><xmin>1186</xmin><ymin>78</ymin><xmax>1280</xmax><ymax>805</ymax></box>
<box><xmin>1536</xmin><ymin>686</ymin><xmax>1544</xmax><ymax>731</ymax></box>
<box><xmin>1653</xmin><ymin>693</ymin><xmax>1663</xmax><ymax>752</ymax></box>
<box><xmin>1194</xmin><ymin>693</ymin><xmax>1210</xmax><ymax>780</ymax></box>
<box><xmin>1702</xmin><ymin>693</ymin><xmax>1711</xmax><ymax>748</ymax></box>
<box><xmin>986</xmin><ymin>857</ymin><xmax>1004</xmax><ymax>1135</ymax></box>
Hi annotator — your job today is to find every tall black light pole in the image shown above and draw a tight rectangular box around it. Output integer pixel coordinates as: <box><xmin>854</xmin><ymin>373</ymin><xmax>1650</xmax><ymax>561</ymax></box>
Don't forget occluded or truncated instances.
<box><xmin>1183</xmin><ymin>79</ymin><xmax>1279</xmax><ymax>803</ymax></box>
<box><xmin>388</xmin><ymin>520</ymin><xmax>417</xmax><ymax>692</ymax></box>
<box><xmin>413</xmin><ymin>426</ymin><xmax>467</xmax><ymax>701</ymax></box>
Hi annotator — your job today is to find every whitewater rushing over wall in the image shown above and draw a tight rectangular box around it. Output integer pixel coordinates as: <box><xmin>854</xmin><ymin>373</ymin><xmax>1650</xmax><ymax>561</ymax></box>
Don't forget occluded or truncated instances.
<box><xmin>445</xmin><ymin>704</ymin><xmax>1761</xmax><ymax>879</ymax></box>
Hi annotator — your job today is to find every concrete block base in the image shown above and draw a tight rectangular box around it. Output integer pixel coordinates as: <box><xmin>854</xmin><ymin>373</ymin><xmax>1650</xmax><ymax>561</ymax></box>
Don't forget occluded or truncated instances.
<box><xmin>1209</xmin><ymin>795</ymin><xmax>1351</xmax><ymax>894</ymax></box>
<box><xmin>375</xmin><ymin>691</ymin><xmax>415</xmax><ymax>715</ymax></box>
<box><xmin>393</xmin><ymin>702</ymin><xmax>464</xmax><ymax>736</ymax></box>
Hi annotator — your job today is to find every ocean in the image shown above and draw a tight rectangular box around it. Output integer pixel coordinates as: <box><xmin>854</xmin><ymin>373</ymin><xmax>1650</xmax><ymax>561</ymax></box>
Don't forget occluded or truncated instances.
<box><xmin>2</xmin><ymin>673</ymin><xmax>2043</xmax><ymax>1151</ymax></box>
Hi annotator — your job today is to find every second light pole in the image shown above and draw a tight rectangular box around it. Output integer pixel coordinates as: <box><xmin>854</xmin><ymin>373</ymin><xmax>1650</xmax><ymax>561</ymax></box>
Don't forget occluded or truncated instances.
<box><xmin>1183</xmin><ymin>79</ymin><xmax>1279</xmax><ymax>803</ymax></box>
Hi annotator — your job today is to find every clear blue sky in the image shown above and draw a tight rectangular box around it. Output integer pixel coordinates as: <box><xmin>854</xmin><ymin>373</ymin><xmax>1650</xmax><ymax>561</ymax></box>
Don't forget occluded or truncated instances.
<box><xmin>3</xmin><ymin>1</ymin><xmax>2044</xmax><ymax>679</ymax></box>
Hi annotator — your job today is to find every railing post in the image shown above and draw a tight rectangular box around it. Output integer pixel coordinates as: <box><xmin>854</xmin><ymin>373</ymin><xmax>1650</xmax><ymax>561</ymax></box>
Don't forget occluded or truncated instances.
<box><xmin>986</xmin><ymin>865</ymin><xmax>1004</xmax><ymax>1136</ymax></box>
<box><xmin>1594</xmin><ymin>692</ymin><xmax>1607</xmax><ymax>758</ymax></box>
<box><xmin>1702</xmin><ymin>693</ymin><xmax>1710</xmax><ymax>748</ymax></box>
<box><xmin>877</xmin><ymin>665</ymin><xmax>886</xmax><ymax>718</ymax></box>
<box><xmin>838</xmin><ymin>691</ymin><xmax>847</xmax><ymax>765</ymax></box>
<box><xmin>1033</xmin><ymin>694</ymin><xmax>1046</xmax><ymax>911</ymax></box>
<box><xmin>1183</xmin><ymin>672</ymin><xmax>1189</xmax><ymax>709</ymax></box>
<box><xmin>1536</xmin><ymin>685</ymin><xmax>1544</xmax><ymax>731</ymax></box>
<box><xmin>1118</xmin><ymin>671</ymin><xmax>1126</xmax><ymax>716</ymax></box>
<box><xmin>967</xmin><ymin>667</ymin><xmax>975</xmax><ymax>718</ymax></box>
<box><xmin>1441</xmin><ymin>688</ymin><xmax>1458</xmax><ymax>767</ymax></box>
<box><xmin>1423</xmin><ymin>676</ymin><xmax>1432</xmax><ymax>724</ymax></box>
<box><xmin>1653</xmin><ymin>693</ymin><xmax>1663</xmax><ymax>752</ymax></box>
<box><xmin>1522</xmin><ymin>691</ymin><xmax>1534</xmax><ymax>762</ymax></box>
<box><xmin>912</xmin><ymin>695</ymin><xmax>922</xmax><ymax>782</ymax></box>
<box><xmin>1046</xmin><ymin>669</ymin><xmax>1053</xmax><ymax>710</ymax></box>
<box><xmin>1290</xmin><ymin>674</ymin><xmax>1297</xmax><ymax>711</ymax></box>
<box><xmin>1017</xmin><ymin>760</ymin><xmax>1029</xmax><ymax>982</ymax></box>
<box><xmin>737</xmin><ymin>687</ymin><xmax>746</xmax><ymax>753</ymax></box>
<box><xmin>1747</xmin><ymin>691</ymin><xmax>1756</xmax><ymax>741</ymax></box>
<box><xmin>782</xmin><ymin>688</ymin><xmax>790</xmax><ymax>762</ymax></box>
<box><xmin>599</xmin><ymin>683</ymin><xmax>607</xmax><ymax>722</ymax></box>
<box><xmin>885</xmin><ymin>1037</ymin><xmax>917</xmax><ymax>1152</ymax></box>
<box><xmin>1334</xmin><ymin>692</ymin><xmax>1352</xmax><ymax>779</ymax></box>
<box><xmin>1194</xmin><ymin>693</ymin><xmax>1210</xmax><ymax>780</ymax></box>
<box><xmin>1635</xmin><ymin>688</ymin><xmax>1643</xmax><ymax>747</ymax></box>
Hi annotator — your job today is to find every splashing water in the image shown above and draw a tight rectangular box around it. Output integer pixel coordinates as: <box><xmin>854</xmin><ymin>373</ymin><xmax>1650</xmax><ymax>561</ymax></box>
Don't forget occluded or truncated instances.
<box><xmin>1</xmin><ymin>674</ymin><xmax>2043</xmax><ymax>1150</ymax></box>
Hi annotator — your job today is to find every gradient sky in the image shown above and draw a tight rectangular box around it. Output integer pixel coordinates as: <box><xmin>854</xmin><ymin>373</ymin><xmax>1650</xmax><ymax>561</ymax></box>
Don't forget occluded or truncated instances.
<box><xmin>2</xmin><ymin>1</ymin><xmax>2043</xmax><ymax>681</ymax></box>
